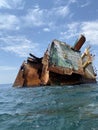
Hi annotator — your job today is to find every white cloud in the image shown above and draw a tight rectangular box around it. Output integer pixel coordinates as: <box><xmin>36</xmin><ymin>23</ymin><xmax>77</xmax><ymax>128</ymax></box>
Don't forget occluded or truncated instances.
<box><xmin>23</xmin><ymin>5</ymin><xmax>70</xmax><ymax>27</ymax></box>
<box><xmin>0</xmin><ymin>14</ymin><xmax>20</xmax><ymax>30</ymax></box>
<box><xmin>0</xmin><ymin>0</ymin><xmax>24</xmax><ymax>9</ymax></box>
<box><xmin>24</xmin><ymin>6</ymin><xmax>45</xmax><ymax>27</ymax></box>
<box><xmin>81</xmin><ymin>21</ymin><xmax>98</xmax><ymax>45</ymax></box>
<box><xmin>0</xmin><ymin>0</ymin><xmax>10</xmax><ymax>8</ymax></box>
<box><xmin>0</xmin><ymin>36</ymin><xmax>39</xmax><ymax>57</ymax></box>
<box><xmin>43</xmin><ymin>28</ymin><xmax>50</xmax><ymax>32</ymax></box>
<box><xmin>53</xmin><ymin>6</ymin><xmax>70</xmax><ymax>17</ymax></box>
<box><xmin>0</xmin><ymin>2</ymin><xmax>70</xmax><ymax>30</ymax></box>
<box><xmin>60</xmin><ymin>22</ymin><xmax>79</xmax><ymax>40</ymax></box>
<box><xmin>67</xmin><ymin>22</ymin><xmax>79</xmax><ymax>37</ymax></box>
<box><xmin>60</xmin><ymin>21</ymin><xmax>98</xmax><ymax>45</ymax></box>
<box><xmin>0</xmin><ymin>5</ymin><xmax>71</xmax><ymax>30</ymax></box>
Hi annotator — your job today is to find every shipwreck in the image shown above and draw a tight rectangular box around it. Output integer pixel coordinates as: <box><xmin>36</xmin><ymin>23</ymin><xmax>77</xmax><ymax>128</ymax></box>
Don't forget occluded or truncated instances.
<box><xmin>13</xmin><ymin>34</ymin><xmax>97</xmax><ymax>87</ymax></box>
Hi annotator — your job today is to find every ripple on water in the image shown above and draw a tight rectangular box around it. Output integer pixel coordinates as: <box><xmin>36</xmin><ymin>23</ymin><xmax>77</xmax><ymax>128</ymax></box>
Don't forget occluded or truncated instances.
<box><xmin>0</xmin><ymin>83</ymin><xmax>98</xmax><ymax>130</ymax></box>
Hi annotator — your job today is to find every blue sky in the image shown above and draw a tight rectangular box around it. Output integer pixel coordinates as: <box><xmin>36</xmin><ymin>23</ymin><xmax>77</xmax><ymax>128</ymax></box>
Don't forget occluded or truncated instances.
<box><xmin>0</xmin><ymin>0</ymin><xmax>98</xmax><ymax>84</ymax></box>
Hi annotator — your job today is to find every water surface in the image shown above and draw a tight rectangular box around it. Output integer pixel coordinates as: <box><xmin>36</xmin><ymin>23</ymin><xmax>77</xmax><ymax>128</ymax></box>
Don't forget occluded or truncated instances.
<box><xmin>0</xmin><ymin>83</ymin><xmax>98</xmax><ymax>130</ymax></box>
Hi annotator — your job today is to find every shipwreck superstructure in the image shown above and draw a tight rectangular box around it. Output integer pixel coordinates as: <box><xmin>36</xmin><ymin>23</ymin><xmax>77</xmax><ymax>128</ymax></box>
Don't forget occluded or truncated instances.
<box><xmin>13</xmin><ymin>35</ymin><xmax>97</xmax><ymax>87</ymax></box>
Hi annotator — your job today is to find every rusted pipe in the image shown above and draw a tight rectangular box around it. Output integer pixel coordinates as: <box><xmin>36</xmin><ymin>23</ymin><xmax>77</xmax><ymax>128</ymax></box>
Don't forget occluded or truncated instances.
<box><xmin>73</xmin><ymin>34</ymin><xmax>86</xmax><ymax>51</ymax></box>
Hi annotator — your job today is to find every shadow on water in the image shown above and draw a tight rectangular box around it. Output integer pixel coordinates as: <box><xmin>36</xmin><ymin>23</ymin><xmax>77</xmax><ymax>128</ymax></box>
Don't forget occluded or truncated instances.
<box><xmin>0</xmin><ymin>83</ymin><xmax>98</xmax><ymax>130</ymax></box>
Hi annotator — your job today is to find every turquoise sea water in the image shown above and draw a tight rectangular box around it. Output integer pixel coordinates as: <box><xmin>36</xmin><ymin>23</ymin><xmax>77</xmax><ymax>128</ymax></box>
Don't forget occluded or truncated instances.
<box><xmin>0</xmin><ymin>83</ymin><xmax>98</xmax><ymax>130</ymax></box>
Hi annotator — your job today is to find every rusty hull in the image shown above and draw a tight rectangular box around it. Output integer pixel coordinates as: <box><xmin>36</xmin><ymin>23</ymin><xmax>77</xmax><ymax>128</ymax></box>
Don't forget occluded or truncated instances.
<box><xmin>13</xmin><ymin>35</ymin><xmax>97</xmax><ymax>87</ymax></box>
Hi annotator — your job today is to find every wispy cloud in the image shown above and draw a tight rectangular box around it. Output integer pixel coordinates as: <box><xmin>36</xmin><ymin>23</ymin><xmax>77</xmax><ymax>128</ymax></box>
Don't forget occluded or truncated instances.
<box><xmin>23</xmin><ymin>5</ymin><xmax>70</xmax><ymax>27</ymax></box>
<box><xmin>0</xmin><ymin>66</ymin><xmax>16</xmax><ymax>71</ymax></box>
<box><xmin>0</xmin><ymin>13</ymin><xmax>20</xmax><ymax>30</ymax></box>
<box><xmin>81</xmin><ymin>21</ymin><xmax>98</xmax><ymax>45</ymax></box>
<box><xmin>55</xmin><ymin>0</ymin><xmax>77</xmax><ymax>6</ymax></box>
<box><xmin>80</xmin><ymin>1</ymin><xmax>90</xmax><ymax>8</ymax></box>
<box><xmin>53</xmin><ymin>6</ymin><xmax>70</xmax><ymax>17</ymax></box>
<box><xmin>60</xmin><ymin>21</ymin><xmax>98</xmax><ymax>45</ymax></box>
<box><xmin>24</xmin><ymin>6</ymin><xmax>45</xmax><ymax>27</ymax></box>
<box><xmin>0</xmin><ymin>0</ymin><xmax>24</xmax><ymax>9</ymax></box>
<box><xmin>11</xmin><ymin>0</ymin><xmax>25</xmax><ymax>9</ymax></box>
<box><xmin>0</xmin><ymin>36</ymin><xmax>39</xmax><ymax>57</ymax></box>
<box><xmin>43</xmin><ymin>28</ymin><xmax>50</xmax><ymax>32</ymax></box>
<box><xmin>68</xmin><ymin>0</ymin><xmax>77</xmax><ymax>5</ymax></box>
<box><xmin>0</xmin><ymin>4</ymin><xmax>71</xmax><ymax>31</ymax></box>
<box><xmin>0</xmin><ymin>0</ymin><xmax>10</xmax><ymax>9</ymax></box>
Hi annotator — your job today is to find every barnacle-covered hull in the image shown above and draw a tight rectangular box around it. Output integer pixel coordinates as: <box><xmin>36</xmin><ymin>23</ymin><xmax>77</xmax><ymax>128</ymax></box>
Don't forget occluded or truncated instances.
<box><xmin>13</xmin><ymin>35</ymin><xmax>97</xmax><ymax>87</ymax></box>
